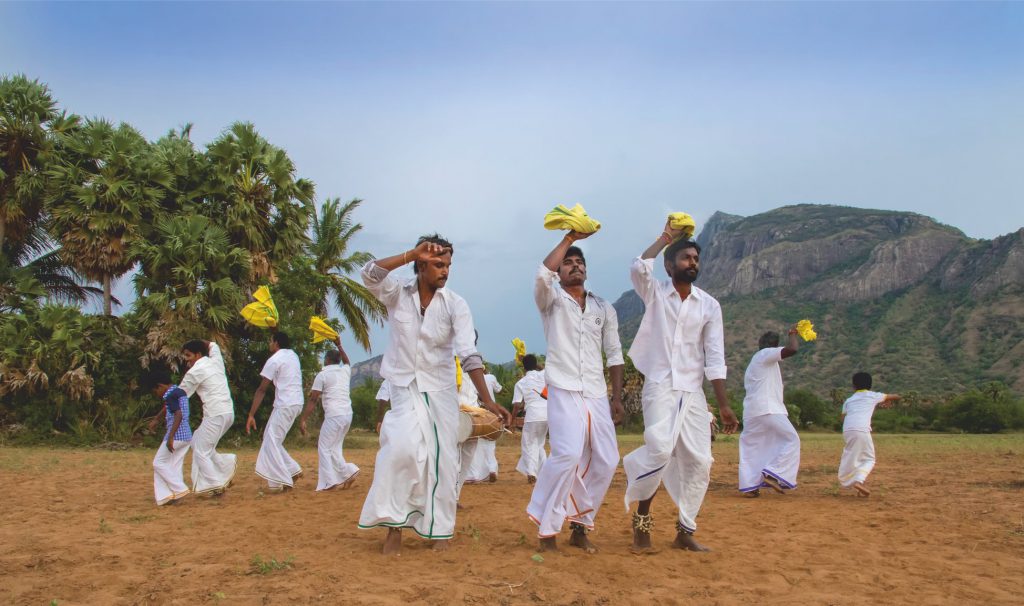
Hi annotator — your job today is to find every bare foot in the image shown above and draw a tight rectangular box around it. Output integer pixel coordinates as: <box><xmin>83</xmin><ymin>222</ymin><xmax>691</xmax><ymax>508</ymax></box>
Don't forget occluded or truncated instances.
<box><xmin>382</xmin><ymin>528</ymin><xmax>402</xmax><ymax>556</ymax></box>
<box><xmin>853</xmin><ymin>482</ymin><xmax>871</xmax><ymax>497</ymax></box>
<box><xmin>341</xmin><ymin>476</ymin><xmax>357</xmax><ymax>490</ymax></box>
<box><xmin>538</xmin><ymin>536</ymin><xmax>558</xmax><ymax>552</ymax></box>
<box><xmin>762</xmin><ymin>474</ymin><xmax>785</xmax><ymax>494</ymax></box>
<box><xmin>631</xmin><ymin>528</ymin><xmax>654</xmax><ymax>553</ymax></box>
<box><xmin>745</xmin><ymin>489</ymin><xmax>761</xmax><ymax>498</ymax></box>
<box><xmin>527</xmin><ymin>475</ymin><xmax>536</xmax><ymax>485</ymax></box>
<box><xmin>457</xmin><ymin>502</ymin><xmax>466</xmax><ymax>511</ymax></box>
<box><xmin>432</xmin><ymin>539</ymin><xmax>450</xmax><ymax>551</ymax></box>
<box><xmin>488</xmin><ymin>472</ymin><xmax>497</xmax><ymax>483</ymax></box>
<box><xmin>673</xmin><ymin>531</ymin><xmax>711</xmax><ymax>552</ymax></box>
<box><xmin>569</xmin><ymin>528</ymin><xmax>598</xmax><ymax>554</ymax></box>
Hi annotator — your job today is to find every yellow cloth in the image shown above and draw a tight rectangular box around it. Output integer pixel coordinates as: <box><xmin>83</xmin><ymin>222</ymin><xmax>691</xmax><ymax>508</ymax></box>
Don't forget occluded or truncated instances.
<box><xmin>543</xmin><ymin>204</ymin><xmax>601</xmax><ymax>234</ymax></box>
<box><xmin>667</xmin><ymin>212</ymin><xmax>696</xmax><ymax>240</ymax></box>
<box><xmin>309</xmin><ymin>316</ymin><xmax>339</xmax><ymax>343</ymax></box>
<box><xmin>240</xmin><ymin>285</ymin><xmax>279</xmax><ymax>328</ymax></box>
<box><xmin>512</xmin><ymin>338</ymin><xmax>526</xmax><ymax>363</ymax></box>
<box><xmin>455</xmin><ymin>357</ymin><xmax>463</xmax><ymax>391</ymax></box>
<box><xmin>796</xmin><ymin>319</ymin><xmax>817</xmax><ymax>342</ymax></box>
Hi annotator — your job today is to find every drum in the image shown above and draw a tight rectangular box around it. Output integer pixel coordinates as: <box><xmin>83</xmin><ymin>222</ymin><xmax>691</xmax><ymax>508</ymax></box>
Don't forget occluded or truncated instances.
<box><xmin>457</xmin><ymin>405</ymin><xmax>503</xmax><ymax>442</ymax></box>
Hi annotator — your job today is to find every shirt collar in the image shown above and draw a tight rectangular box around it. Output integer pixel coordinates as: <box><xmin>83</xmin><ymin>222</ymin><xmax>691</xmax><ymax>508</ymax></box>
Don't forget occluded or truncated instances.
<box><xmin>662</xmin><ymin>280</ymin><xmax>703</xmax><ymax>302</ymax></box>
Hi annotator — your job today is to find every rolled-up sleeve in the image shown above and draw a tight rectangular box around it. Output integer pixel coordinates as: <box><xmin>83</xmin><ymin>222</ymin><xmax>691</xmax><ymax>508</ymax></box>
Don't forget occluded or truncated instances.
<box><xmin>602</xmin><ymin>303</ymin><xmax>625</xmax><ymax>367</ymax></box>
<box><xmin>361</xmin><ymin>261</ymin><xmax>401</xmax><ymax>308</ymax></box>
<box><xmin>630</xmin><ymin>257</ymin><xmax>656</xmax><ymax>302</ymax></box>
<box><xmin>703</xmin><ymin>300</ymin><xmax>728</xmax><ymax>381</ymax></box>
<box><xmin>534</xmin><ymin>264</ymin><xmax>559</xmax><ymax>312</ymax></box>
<box><xmin>451</xmin><ymin>296</ymin><xmax>482</xmax><ymax>371</ymax></box>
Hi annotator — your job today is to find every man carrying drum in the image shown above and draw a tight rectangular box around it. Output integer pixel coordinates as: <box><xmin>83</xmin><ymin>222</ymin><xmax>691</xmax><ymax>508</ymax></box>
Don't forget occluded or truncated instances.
<box><xmin>526</xmin><ymin>230</ymin><xmax>626</xmax><ymax>554</ymax></box>
<box><xmin>357</xmin><ymin>234</ymin><xmax>511</xmax><ymax>555</ymax></box>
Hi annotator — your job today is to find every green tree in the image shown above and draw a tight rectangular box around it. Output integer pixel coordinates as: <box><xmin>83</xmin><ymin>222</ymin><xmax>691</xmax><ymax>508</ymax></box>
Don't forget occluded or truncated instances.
<box><xmin>307</xmin><ymin>197</ymin><xmax>384</xmax><ymax>350</ymax></box>
<box><xmin>205</xmin><ymin>122</ymin><xmax>314</xmax><ymax>288</ymax></box>
<box><xmin>47</xmin><ymin>119</ymin><xmax>169</xmax><ymax>315</ymax></box>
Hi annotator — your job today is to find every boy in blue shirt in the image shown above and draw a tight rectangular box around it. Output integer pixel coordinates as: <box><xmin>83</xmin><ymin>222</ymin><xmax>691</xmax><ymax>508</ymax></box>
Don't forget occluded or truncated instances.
<box><xmin>147</xmin><ymin>370</ymin><xmax>194</xmax><ymax>505</ymax></box>
<box><xmin>839</xmin><ymin>372</ymin><xmax>900</xmax><ymax>497</ymax></box>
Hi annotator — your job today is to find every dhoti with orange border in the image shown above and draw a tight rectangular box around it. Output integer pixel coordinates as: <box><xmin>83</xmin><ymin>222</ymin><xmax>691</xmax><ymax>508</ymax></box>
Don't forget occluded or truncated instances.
<box><xmin>526</xmin><ymin>386</ymin><xmax>619</xmax><ymax>537</ymax></box>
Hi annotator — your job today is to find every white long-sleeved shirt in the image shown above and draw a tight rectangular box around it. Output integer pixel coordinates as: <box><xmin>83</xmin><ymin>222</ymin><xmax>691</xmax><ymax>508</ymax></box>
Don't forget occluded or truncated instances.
<box><xmin>179</xmin><ymin>342</ymin><xmax>235</xmax><ymax>418</ymax></box>
<box><xmin>362</xmin><ymin>261</ymin><xmax>479</xmax><ymax>392</ymax></box>
<box><xmin>627</xmin><ymin>257</ymin><xmax>727</xmax><ymax>391</ymax></box>
<box><xmin>512</xmin><ymin>369</ymin><xmax>548</xmax><ymax>422</ymax></box>
<box><xmin>534</xmin><ymin>264</ymin><xmax>624</xmax><ymax>399</ymax></box>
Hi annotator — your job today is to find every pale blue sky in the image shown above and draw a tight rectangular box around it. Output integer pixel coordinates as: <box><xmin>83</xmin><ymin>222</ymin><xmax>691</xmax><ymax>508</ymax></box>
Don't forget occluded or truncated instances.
<box><xmin>3</xmin><ymin>1</ymin><xmax>1022</xmax><ymax>364</ymax></box>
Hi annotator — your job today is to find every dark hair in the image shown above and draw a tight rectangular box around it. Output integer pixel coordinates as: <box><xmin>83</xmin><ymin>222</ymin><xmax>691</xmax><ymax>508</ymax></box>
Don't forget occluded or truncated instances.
<box><xmin>412</xmin><ymin>234</ymin><xmax>454</xmax><ymax>274</ymax></box>
<box><xmin>182</xmin><ymin>340</ymin><xmax>207</xmax><ymax>356</ymax></box>
<box><xmin>564</xmin><ymin>246</ymin><xmax>586</xmax><ymax>266</ymax></box>
<box><xmin>664</xmin><ymin>239</ymin><xmax>701</xmax><ymax>265</ymax></box>
<box><xmin>522</xmin><ymin>354</ymin><xmax>539</xmax><ymax>371</ymax></box>
<box><xmin>852</xmin><ymin>372</ymin><xmax>873</xmax><ymax>390</ymax></box>
<box><xmin>143</xmin><ymin>369</ymin><xmax>172</xmax><ymax>390</ymax></box>
<box><xmin>272</xmin><ymin>331</ymin><xmax>291</xmax><ymax>349</ymax></box>
<box><xmin>759</xmin><ymin>331</ymin><xmax>780</xmax><ymax>349</ymax></box>
<box><xmin>324</xmin><ymin>350</ymin><xmax>341</xmax><ymax>365</ymax></box>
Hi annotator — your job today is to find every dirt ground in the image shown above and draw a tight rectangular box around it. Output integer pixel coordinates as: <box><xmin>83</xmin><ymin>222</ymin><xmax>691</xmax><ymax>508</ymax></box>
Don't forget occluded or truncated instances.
<box><xmin>1</xmin><ymin>433</ymin><xmax>1022</xmax><ymax>605</ymax></box>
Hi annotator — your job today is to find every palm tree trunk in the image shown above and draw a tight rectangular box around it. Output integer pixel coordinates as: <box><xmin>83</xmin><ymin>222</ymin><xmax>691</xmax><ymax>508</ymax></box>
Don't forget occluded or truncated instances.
<box><xmin>103</xmin><ymin>275</ymin><xmax>112</xmax><ymax>316</ymax></box>
<box><xmin>0</xmin><ymin>216</ymin><xmax>6</xmax><ymax>255</ymax></box>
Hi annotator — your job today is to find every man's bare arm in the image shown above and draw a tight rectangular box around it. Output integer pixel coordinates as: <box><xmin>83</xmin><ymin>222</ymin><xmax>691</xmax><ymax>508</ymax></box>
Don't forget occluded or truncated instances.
<box><xmin>543</xmin><ymin>231</ymin><xmax>591</xmax><ymax>272</ymax></box>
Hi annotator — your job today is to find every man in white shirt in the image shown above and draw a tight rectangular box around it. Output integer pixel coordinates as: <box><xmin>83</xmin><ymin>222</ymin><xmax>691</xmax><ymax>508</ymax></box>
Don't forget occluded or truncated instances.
<box><xmin>357</xmin><ymin>235</ymin><xmax>511</xmax><ymax>555</ymax></box>
<box><xmin>527</xmin><ymin>231</ymin><xmax>625</xmax><ymax>554</ymax></box>
<box><xmin>839</xmin><ymin>372</ymin><xmax>900</xmax><ymax>497</ymax></box>
<box><xmin>512</xmin><ymin>354</ymin><xmax>548</xmax><ymax>483</ymax></box>
<box><xmin>179</xmin><ymin>339</ymin><xmax>237</xmax><ymax>496</ymax></box>
<box><xmin>300</xmin><ymin>336</ymin><xmax>359</xmax><ymax>491</ymax></box>
<box><xmin>624</xmin><ymin>220</ymin><xmax>738</xmax><ymax>553</ymax></box>
<box><xmin>246</xmin><ymin>331</ymin><xmax>304</xmax><ymax>492</ymax></box>
<box><xmin>738</xmin><ymin>326</ymin><xmax>801</xmax><ymax>496</ymax></box>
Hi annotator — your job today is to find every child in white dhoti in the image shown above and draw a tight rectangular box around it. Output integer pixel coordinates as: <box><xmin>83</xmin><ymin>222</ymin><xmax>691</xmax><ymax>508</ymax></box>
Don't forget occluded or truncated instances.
<box><xmin>839</xmin><ymin>372</ymin><xmax>900</xmax><ymax>497</ymax></box>
<box><xmin>300</xmin><ymin>336</ymin><xmax>359</xmax><ymax>491</ymax></box>
<box><xmin>179</xmin><ymin>340</ymin><xmax>237</xmax><ymax>496</ymax></box>
<box><xmin>527</xmin><ymin>233</ymin><xmax>625</xmax><ymax>554</ymax></box>
<box><xmin>356</xmin><ymin>235</ymin><xmax>511</xmax><ymax>555</ymax></box>
<box><xmin>738</xmin><ymin>327</ymin><xmax>802</xmax><ymax>496</ymax></box>
<box><xmin>512</xmin><ymin>354</ymin><xmax>548</xmax><ymax>483</ymax></box>
<box><xmin>246</xmin><ymin>332</ymin><xmax>305</xmax><ymax>492</ymax></box>
<box><xmin>623</xmin><ymin>221</ymin><xmax>739</xmax><ymax>553</ymax></box>
<box><xmin>147</xmin><ymin>370</ymin><xmax>193</xmax><ymax>506</ymax></box>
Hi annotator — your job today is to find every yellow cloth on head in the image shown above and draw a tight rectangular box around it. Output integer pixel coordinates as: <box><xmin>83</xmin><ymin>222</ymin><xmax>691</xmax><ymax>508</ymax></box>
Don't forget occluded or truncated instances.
<box><xmin>455</xmin><ymin>356</ymin><xmax>463</xmax><ymax>391</ymax></box>
<box><xmin>309</xmin><ymin>316</ymin><xmax>339</xmax><ymax>343</ymax></box>
<box><xmin>240</xmin><ymin>285</ymin><xmax>279</xmax><ymax>328</ymax></box>
<box><xmin>796</xmin><ymin>319</ymin><xmax>817</xmax><ymax>342</ymax></box>
<box><xmin>667</xmin><ymin>212</ymin><xmax>696</xmax><ymax>240</ymax></box>
<box><xmin>543</xmin><ymin>204</ymin><xmax>601</xmax><ymax>234</ymax></box>
<box><xmin>512</xmin><ymin>338</ymin><xmax>526</xmax><ymax>363</ymax></box>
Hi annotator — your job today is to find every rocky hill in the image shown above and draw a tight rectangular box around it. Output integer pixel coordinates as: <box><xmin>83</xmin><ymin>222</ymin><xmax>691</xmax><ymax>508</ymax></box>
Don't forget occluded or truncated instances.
<box><xmin>615</xmin><ymin>205</ymin><xmax>1024</xmax><ymax>396</ymax></box>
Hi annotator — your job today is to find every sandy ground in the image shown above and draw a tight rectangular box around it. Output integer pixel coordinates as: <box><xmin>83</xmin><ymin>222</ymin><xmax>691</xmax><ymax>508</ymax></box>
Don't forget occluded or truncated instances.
<box><xmin>1</xmin><ymin>433</ymin><xmax>1022</xmax><ymax>606</ymax></box>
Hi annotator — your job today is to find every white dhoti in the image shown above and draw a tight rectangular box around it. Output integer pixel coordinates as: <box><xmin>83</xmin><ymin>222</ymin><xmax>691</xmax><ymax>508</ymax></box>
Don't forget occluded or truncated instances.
<box><xmin>526</xmin><ymin>386</ymin><xmax>619</xmax><ymax>537</ymax></box>
<box><xmin>316</xmin><ymin>414</ymin><xmax>360</xmax><ymax>491</ymax></box>
<box><xmin>516</xmin><ymin>420</ymin><xmax>548</xmax><ymax>478</ymax></box>
<box><xmin>460</xmin><ymin>439</ymin><xmax>494</xmax><ymax>485</ymax></box>
<box><xmin>190</xmin><ymin>413</ymin><xmax>236</xmax><ymax>495</ymax></box>
<box><xmin>255</xmin><ymin>405</ymin><xmax>302</xmax><ymax>489</ymax></box>
<box><xmin>456</xmin><ymin>438</ymin><xmax>480</xmax><ymax>499</ymax></box>
<box><xmin>359</xmin><ymin>382</ymin><xmax>459</xmax><ymax>539</ymax></box>
<box><xmin>738</xmin><ymin>413</ymin><xmax>801</xmax><ymax>492</ymax></box>
<box><xmin>623</xmin><ymin>381</ymin><xmax>713</xmax><ymax>533</ymax></box>
<box><xmin>838</xmin><ymin>430</ymin><xmax>875</xmax><ymax>487</ymax></box>
<box><xmin>153</xmin><ymin>440</ymin><xmax>191</xmax><ymax>505</ymax></box>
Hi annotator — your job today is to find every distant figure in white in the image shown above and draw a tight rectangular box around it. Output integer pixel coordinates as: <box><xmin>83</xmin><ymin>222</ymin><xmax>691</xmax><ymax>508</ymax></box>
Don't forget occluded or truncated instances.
<box><xmin>300</xmin><ymin>335</ymin><xmax>359</xmax><ymax>491</ymax></box>
<box><xmin>838</xmin><ymin>372</ymin><xmax>901</xmax><ymax>497</ymax></box>
<box><xmin>512</xmin><ymin>354</ymin><xmax>548</xmax><ymax>483</ymax></box>
<box><xmin>179</xmin><ymin>339</ymin><xmax>237</xmax><ymax>496</ymax></box>
<box><xmin>738</xmin><ymin>326</ymin><xmax>802</xmax><ymax>496</ymax></box>
<box><xmin>246</xmin><ymin>331</ymin><xmax>305</xmax><ymax>492</ymax></box>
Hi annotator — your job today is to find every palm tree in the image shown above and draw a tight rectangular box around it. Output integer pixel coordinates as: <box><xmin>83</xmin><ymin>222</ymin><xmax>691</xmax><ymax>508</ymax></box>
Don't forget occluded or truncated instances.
<box><xmin>0</xmin><ymin>74</ymin><xmax>77</xmax><ymax>257</ymax></box>
<box><xmin>132</xmin><ymin>214</ymin><xmax>251</xmax><ymax>362</ymax></box>
<box><xmin>205</xmin><ymin>122</ymin><xmax>314</xmax><ymax>288</ymax></box>
<box><xmin>47</xmin><ymin>119</ymin><xmax>169</xmax><ymax>315</ymax></box>
<box><xmin>308</xmin><ymin>197</ymin><xmax>386</xmax><ymax>351</ymax></box>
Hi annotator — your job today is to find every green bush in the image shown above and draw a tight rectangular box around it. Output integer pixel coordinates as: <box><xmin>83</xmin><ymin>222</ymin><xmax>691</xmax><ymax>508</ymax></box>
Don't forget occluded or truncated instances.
<box><xmin>936</xmin><ymin>383</ymin><xmax>1024</xmax><ymax>433</ymax></box>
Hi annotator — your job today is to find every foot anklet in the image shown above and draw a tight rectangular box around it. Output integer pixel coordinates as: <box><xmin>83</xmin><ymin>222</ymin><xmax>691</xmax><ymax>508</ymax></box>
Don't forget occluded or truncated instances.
<box><xmin>632</xmin><ymin>512</ymin><xmax>655</xmax><ymax>534</ymax></box>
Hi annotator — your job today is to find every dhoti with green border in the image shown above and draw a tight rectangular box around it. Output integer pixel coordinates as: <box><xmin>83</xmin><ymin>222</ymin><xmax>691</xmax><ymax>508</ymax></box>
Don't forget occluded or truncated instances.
<box><xmin>358</xmin><ymin>380</ymin><xmax>459</xmax><ymax>539</ymax></box>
